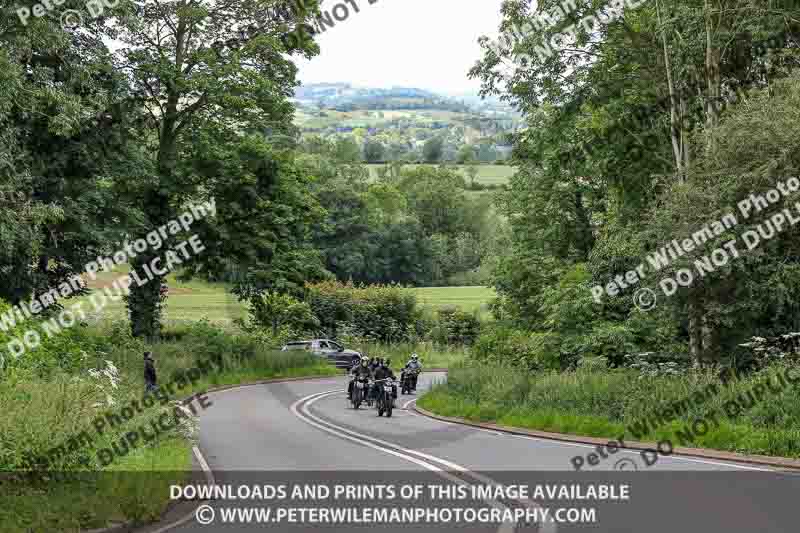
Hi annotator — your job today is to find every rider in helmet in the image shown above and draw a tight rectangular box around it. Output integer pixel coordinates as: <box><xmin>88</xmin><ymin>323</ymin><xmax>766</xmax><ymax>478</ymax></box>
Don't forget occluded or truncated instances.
<box><xmin>403</xmin><ymin>353</ymin><xmax>423</xmax><ymax>391</ymax></box>
<box><xmin>348</xmin><ymin>355</ymin><xmax>373</xmax><ymax>399</ymax></box>
<box><xmin>369</xmin><ymin>357</ymin><xmax>381</xmax><ymax>373</ymax></box>
<box><xmin>373</xmin><ymin>357</ymin><xmax>397</xmax><ymax>401</ymax></box>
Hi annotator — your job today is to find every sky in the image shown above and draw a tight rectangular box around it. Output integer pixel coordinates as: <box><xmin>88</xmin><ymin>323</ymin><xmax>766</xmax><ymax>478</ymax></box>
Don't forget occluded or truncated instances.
<box><xmin>295</xmin><ymin>0</ymin><xmax>506</xmax><ymax>95</ymax></box>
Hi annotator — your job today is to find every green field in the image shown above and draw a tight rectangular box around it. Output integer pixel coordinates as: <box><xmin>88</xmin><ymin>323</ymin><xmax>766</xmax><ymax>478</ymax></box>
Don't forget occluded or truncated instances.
<box><xmin>295</xmin><ymin>109</ymin><xmax>475</xmax><ymax>130</ymax></box>
<box><xmin>80</xmin><ymin>266</ymin><xmax>245</xmax><ymax>326</ymax></box>
<box><xmin>409</xmin><ymin>286</ymin><xmax>496</xmax><ymax>314</ymax></box>
<box><xmin>83</xmin><ymin>268</ymin><xmax>494</xmax><ymax>325</ymax></box>
<box><xmin>366</xmin><ymin>164</ymin><xmax>514</xmax><ymax>186</ymax></box>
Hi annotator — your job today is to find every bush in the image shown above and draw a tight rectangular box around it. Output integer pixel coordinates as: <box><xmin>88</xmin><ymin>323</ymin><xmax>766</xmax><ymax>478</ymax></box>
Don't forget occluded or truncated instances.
<box><xmin>305</xmin><ymin>281</ymin><xmax>419</xmax><ymax>342</ymax></box>
<box><xmin>734</xmin><ymin>334</ymin><xmax>800</xmax><ymax>373</ymax></box>
<box><xmin>432</xmin><ymin>307</ymin><xmax>481</xmax><ymax>345</ymax></box>
<box><xmin>244</xmin><ymin>291</ymin><xmax>319</xmax><ymax>341</ymax></box>
<box><xmin>472</xmin><ymin>324</ymin><xmax>554</xmax><ymax>370</ymax></box>
<box><xmin>0</xmin><ymin>298</ymin><xmax>142</xmax><ymax>381</ymax></box>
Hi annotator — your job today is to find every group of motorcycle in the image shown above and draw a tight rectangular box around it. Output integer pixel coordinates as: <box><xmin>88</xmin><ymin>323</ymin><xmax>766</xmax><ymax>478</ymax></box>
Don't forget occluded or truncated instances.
<box><xmin>347</xmin><ymin>356</ymin><xmax>422</xmax><ymax>418</ymax></box>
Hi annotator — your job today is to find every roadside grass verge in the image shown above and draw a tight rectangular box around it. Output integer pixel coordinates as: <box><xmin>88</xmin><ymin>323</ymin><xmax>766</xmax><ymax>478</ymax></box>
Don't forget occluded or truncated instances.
<box><xmin>1</xmin><ymin>439</ymin><xmax>192</xmax><ymax>533</ymax></box>
<box><xmin>1</xmin><ymin>320</ymin><xmax>339</xmax><ymax>533</ymax></box>
<box><xmin>418</xmin><ymin>361</ymin><xmax>800</xmax><ymax>459</ymax></box>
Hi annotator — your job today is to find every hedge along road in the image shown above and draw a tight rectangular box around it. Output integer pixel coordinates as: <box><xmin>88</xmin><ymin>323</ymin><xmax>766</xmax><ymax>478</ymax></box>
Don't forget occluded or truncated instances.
<box><xmin>147</xmin><ymin>372</ymin><xmax>800</xmax><ymax>533</ymax></box>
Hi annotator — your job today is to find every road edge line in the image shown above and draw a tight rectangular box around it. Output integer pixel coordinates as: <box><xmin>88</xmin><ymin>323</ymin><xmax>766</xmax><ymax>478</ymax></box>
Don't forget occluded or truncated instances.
<box><xmin>411</xmin><ymin>402</ymin><xmax>800</xmax><ymax>471</ymax></box>
<box><xmin>94</xmin><ymin>372</ymin><xmax>343</xmax><ymax>533</ymax></box>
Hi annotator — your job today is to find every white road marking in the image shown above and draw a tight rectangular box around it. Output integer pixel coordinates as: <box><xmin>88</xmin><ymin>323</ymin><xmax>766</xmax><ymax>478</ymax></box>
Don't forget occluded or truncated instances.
<box><xmin>192</xmin><ymin>445</ymin><xmax>216</xmax><ymax>485</ymax></box>
<box><xmin>401</xmin><ymin>398</ymin><xmax>417</xmax><ymax>410</ymax></box>
<box><xmin>499</xmin><ymin>434</ymin><xmax>771</xmax><ymax>471</ymax></box>
<box><xmin>293</xmin><ymin>390</ymin><xmax>556</xmax><ymax>533</ymax></box>
<box><xmin>409</xmin><ymin>395</ymin><xmax>771</xmax><ymax>471</ymax></box>
<box><xmin>146</xmin><ymin>447</ymin><xmax>219</xmax><ymax>533</ymax></box>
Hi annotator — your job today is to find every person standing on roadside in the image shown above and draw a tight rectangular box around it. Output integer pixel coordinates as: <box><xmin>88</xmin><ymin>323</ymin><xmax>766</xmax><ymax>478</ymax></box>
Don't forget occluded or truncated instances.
<box><xmin>144</xmin><ymin>351</ymin><xmax>158</xmax><ymax>392</ymax></box>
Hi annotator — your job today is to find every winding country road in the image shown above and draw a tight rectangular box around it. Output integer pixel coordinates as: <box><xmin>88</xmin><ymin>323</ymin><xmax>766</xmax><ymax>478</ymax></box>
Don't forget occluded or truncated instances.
<box><xmin>155</xmin><ymin>372</ymin><xmax>799</xmax><ymax>533</ymax></box>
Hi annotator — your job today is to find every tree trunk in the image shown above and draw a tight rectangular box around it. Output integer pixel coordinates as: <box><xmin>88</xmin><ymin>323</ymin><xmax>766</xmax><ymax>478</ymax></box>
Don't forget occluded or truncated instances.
<box><xmin>701</xmin><ymin>310</ymin><xmax>716</xmax><ymax>364</ymax></box>
<box><xmin>128</xmin><ymin>255</ymin><xmax>165</xmax><ymax>341</ymax></box>
<box><xmin>656</xmin><ymin>0</ymin><xmax>687</xmax><ymax>182</ymax></box>
<box><xmin>127</xmin><ymin>18</ymin><xmax>191</xmax><ymax>339</ymax></box>
<box><xmin>688</xmin><ymin>298</ymin><xmax>703</xmax><ymax>367</ymax></box>
<box><xmin>128</xmin><ymin>178</ymin><xmax>172</xmax><ymax>339</ymax></box>
<box><xmin>704</xmin><ymin>0</ymin><xmax>722</xmax><ymax>153</ymax></box>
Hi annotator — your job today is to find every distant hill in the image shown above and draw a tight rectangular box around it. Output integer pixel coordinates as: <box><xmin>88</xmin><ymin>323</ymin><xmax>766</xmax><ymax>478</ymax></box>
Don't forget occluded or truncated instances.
<box><xmin>293</xmin><ymin>83</ymin><xmax>469</xmax><ymax>112</ymax></box>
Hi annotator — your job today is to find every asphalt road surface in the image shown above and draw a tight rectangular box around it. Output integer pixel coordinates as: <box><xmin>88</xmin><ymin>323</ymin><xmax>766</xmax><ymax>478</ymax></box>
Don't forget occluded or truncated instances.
<box><xmin>162</xmin><ymin>372</ymin><xmax>799</xmax><ymax>533</ymax></box>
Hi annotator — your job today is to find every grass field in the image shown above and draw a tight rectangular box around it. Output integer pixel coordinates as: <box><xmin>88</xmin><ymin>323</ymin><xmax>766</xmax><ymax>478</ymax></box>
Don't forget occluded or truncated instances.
<box><xmin>366</xmin><ymin>164</ymin><xmax>514</xmax><ymax>186</ymax></box>
<box><xmin>80</xmin><ymin>266</ymin><xmax>245</xmax><ymax>326</ymax></box>
<box><xmin>82</xmin><ymin>268</ymin><xmax>495</xmax><ymax>325</ymax></box>
<box><xmin>295</xmin><ymin>109</ymin><xmax>476</xmax><ymax>130</ymax></box>
<box><xmin>409</xmin><ymin>286</ymin><xmax>496</xmax><ymax>314</ymax></box>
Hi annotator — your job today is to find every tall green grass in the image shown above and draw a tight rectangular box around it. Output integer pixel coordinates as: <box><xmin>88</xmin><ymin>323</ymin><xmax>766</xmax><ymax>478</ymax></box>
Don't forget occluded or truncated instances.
<box><xmin>1</xmin><ymin>320</ymin><xmax>338</xmax><ymax>532</ymax></box>
<box><xmin>419</xmin><ymin>361</ymin><xmax>800</xmax><ymax>458</ymax></box>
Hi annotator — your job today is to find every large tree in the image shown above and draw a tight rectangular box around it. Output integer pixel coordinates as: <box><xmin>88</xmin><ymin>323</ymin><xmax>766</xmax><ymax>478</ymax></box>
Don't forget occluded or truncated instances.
<box><xmin>472</xmin><ymin>0</ymin><xmax>800</xmax><ymax>364</ymax></box>
<box><xmin>0</xmin><ymin>3</ymin><xmax>141</xmax><ymax>308</ymax></box>
<box><xmin>108</xmin><ymin>0</ymin><xmax>321</xmax><ymax>338</ymax></box>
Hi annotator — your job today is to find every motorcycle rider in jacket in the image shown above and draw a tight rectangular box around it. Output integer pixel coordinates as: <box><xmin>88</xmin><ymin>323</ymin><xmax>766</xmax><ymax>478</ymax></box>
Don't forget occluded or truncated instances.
<box><xmin>403</xmin><ymin>353</ymin><xmax>423</xmax><ymax>391</ymax></box>
<box><xmin>348</xmin><ymin>356</ymin><xmax>373</xmax><ymax>400</ymax></box>
<box><xmin>372</xmin><ymin>359</ymin><xmax>397</xmax><ymax>401</ymax></box>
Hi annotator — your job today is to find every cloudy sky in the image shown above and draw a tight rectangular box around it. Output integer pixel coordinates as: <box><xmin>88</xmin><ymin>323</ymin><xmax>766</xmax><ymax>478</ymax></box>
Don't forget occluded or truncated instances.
<box><xmin>295</xmin><ymin>0</ymin><xmax>506</xmax><ymax>95</ymax></box>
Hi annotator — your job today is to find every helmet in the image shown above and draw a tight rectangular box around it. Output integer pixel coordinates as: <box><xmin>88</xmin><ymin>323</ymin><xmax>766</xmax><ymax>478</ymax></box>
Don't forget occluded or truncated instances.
<box><xmin>411</xmin><ymin>353</ymin><xmax>419</xmax><ymax>361</ymax></box>
<box><xmin>361</xmin><ymin>356</ymin><xmax>368</xmax><ymax>365</ymax></box>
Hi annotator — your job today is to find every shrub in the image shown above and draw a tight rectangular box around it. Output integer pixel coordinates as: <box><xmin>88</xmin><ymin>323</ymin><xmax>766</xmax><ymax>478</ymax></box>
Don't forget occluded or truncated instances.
<box><xmin>434</xmin><ymin>307</ymin><xmax>481</xmax><ymax>345</ymax></box>
<box><xmin>245</xmin><ymin>291</ymin><xmax>319</xmax><ymax>337</ymax></box>
<box><xmin>305</xmin><ymin>281</ymin><xmax>419</xmax><ymax>342</ymax></box>
<box><xmin>472</xmin><ymin>324</ymin><xmax>554</xmax><ymax>370</ymax></box>
<box><xmin>734</xmin><ymin>334</ymin><xmax>800</xmax><ymax>373</ymax></box>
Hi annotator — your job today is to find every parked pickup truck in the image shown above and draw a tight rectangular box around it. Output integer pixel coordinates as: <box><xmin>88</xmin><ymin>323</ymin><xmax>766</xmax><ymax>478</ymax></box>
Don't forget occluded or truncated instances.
<box><xmin>281</xmin><ymin>339</ymin><xmax>362</xmax><ymax>370</ymax></box>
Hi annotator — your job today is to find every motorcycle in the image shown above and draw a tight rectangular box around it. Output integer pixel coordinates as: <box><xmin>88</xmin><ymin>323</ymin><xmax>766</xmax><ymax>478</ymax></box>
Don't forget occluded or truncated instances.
<box><xmin>365</xmin><ymin>379</ymin><xmax>375</xmax><ymax>407</ymax></box>
<box><xmin>350</xmin><ymin>376</ymin><xmax>369</xmax><ymax>410</ymax></box>
<box><xmin>374</xmin><ymin>378</ymin><xmax>395</xmax><ymax>418</ymax></box>
<box><xmin>400</xmin><ymin>369</ymin><xmax>420</xmax><ymax>395</ymax></box>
